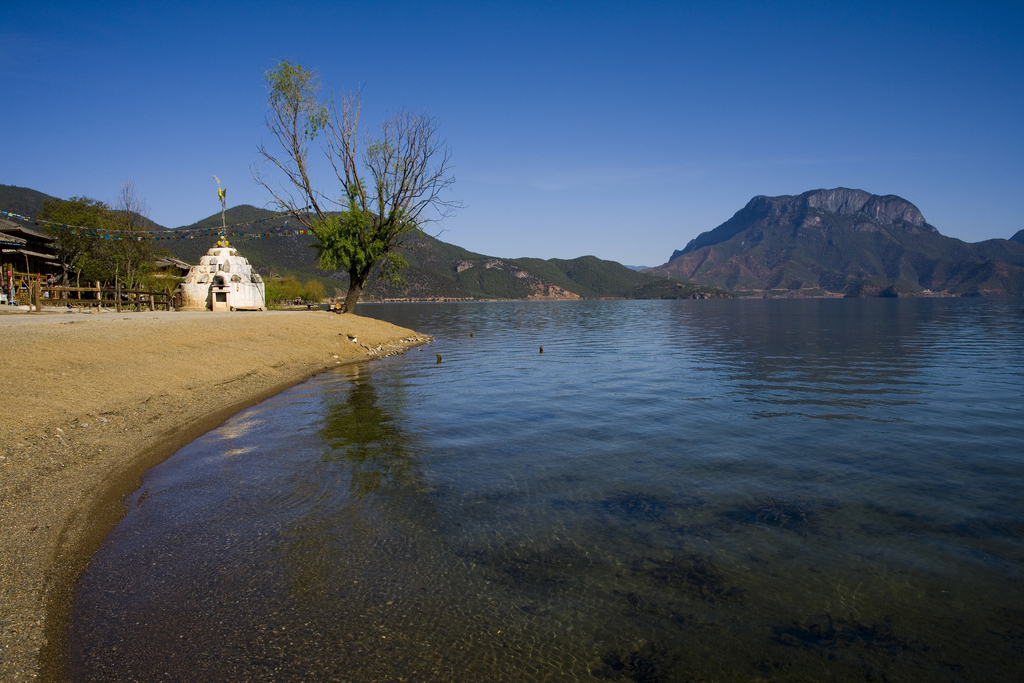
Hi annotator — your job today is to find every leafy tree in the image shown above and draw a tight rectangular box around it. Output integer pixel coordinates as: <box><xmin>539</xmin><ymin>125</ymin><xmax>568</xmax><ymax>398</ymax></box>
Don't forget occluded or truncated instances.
<box><xmin>37</xmin><ymin>197</ymin><xmax>108</xmax><ymax>286</ymax></box>
<box><xmin>264</xmin><ymin>275</ymin><xmax>304</xmax><ymax>305</ymax></box>
<box><xmin>255</xmin><ymin>59</ymin><xmax>459</xmax><ymax>313</ymax></box>
<box><xmin>36</xmin><ymin>183</ymin><xmax>171</xmax><ymax>293</ymax></box>
<box><xmin>319</xmin><ymin>377</ymin><xmax>418</xmax><ymax>496</ymax></box>
<box><xmin>303</xmin><ymin>279</ymin><xmax>326</xmax><ymax>302</ymax></box>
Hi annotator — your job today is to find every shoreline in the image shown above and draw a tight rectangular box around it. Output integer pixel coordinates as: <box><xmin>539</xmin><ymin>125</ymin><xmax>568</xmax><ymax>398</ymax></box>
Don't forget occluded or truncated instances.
<box><xmin>0</xmin><ymin>309</ymin><xmax>429</xmax><ymax>682</ymax></box>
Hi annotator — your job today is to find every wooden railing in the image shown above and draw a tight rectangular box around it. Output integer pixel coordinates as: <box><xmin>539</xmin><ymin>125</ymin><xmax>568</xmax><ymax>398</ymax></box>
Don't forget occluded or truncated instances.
<box><xmin>44</xmin><ymin>284</ymin><xmax>178</xmax><ymax>312</ymax></box>
<box><xmin>6</xmin><ymin>277</ymin><xmax>179</xmax><ymax>312</ymax></box>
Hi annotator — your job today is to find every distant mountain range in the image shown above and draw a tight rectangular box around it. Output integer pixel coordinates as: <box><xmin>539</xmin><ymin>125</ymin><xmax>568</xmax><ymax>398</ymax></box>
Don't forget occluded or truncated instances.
<box><xmin>646</xmin><ymin>188</ymin><xmax>1024</xmax><ymax>297</ymax></box>
<box><xmin>166</xmin><ymin>205</ymin><xmax>721</xmax><ymax>301</ymax></box>
<box><xmin>2</xmin><ymin>185</ymin><xmax>718</xmax><ymax>300</ymax></box>
<box><xmin>6</xmin><ymin>183</ymin><xmax>1021</xmax><ymax>298</ymax></box>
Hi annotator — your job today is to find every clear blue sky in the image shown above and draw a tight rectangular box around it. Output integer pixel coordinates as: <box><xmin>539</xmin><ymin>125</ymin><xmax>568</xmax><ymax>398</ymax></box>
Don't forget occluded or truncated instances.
<box><xmin>3</xmin><ymin>1</ymin><xmax>1022</xmax><ymax>266</ymax></box>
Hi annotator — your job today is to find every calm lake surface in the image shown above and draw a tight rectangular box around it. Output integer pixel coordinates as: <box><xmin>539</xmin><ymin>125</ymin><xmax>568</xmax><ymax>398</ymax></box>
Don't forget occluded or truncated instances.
<box><xmin>70</xmin><ymin>299</ymin><xmax>1024</xmax><ymax>682</ymax></box>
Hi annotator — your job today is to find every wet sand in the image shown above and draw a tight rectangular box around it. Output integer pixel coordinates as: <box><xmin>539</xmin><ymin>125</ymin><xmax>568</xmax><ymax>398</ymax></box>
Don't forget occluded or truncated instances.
<box><xmin>0</xmin><ymin>308</ymin><xmax>429</xmax><ymax>682</ymax></box>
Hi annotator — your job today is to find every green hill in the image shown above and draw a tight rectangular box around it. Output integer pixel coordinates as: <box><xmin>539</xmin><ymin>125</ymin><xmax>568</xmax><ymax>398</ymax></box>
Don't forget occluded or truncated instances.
<box><xmin>0</xmin><ymin>184</ymin><xmax>58</xmax><ymax>217</ymax></box>
<box><xmin>161</xmin><ymin>207</ymin><xmax>726</xmax><ymax>300</ymax></box>
<box><xmin>363</xmin><ymin>232</ymin><xmax>725</xmax><ymax>300</ymax></box>
<box><xmin>3</xmin><ymin>184</ymin><xmax>726</xmax><ymax>301</ymax></box>
<box><xmin>177</xmin><ymin>204</ymin><xmax>283</xmax><ymax>232</ymax></box>
<box><xmin>0</xmin><ymin>184</ymin><xmax>167</xmax><ymax>231</ymax></box>
<box><xmin>512</xmin><ymin>255</ymin><xmax>663</xmax><ymax>298</ymax></box>
<box><xmin>167</xmin><ymin>205</ymin><xmax>308</xmax><ymax>267</ymax></box>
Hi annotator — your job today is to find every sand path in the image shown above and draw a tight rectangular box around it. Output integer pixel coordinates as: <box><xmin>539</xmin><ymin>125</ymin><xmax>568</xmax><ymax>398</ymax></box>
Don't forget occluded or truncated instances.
<box><xmin>0</xmin><ymin>308</ymin><xmax>428</xmax><ymax>681</ymax></box>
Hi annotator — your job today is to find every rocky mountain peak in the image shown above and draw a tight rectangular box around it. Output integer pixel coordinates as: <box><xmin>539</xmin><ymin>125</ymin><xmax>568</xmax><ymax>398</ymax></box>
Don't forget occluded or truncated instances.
<box><xmin>653</xmin><ymin>187</ymin><xmax>1024</xmax><ymax>298</ymax></box>
<box><xmin>674</xmin><ymin>188</ymin><xmax>933</xmax><ymax>259</ymax></box>
<box><xmin>751</xmin><ymin>188</ymin><xmax>928</xmax><ymax>227</ymax></box>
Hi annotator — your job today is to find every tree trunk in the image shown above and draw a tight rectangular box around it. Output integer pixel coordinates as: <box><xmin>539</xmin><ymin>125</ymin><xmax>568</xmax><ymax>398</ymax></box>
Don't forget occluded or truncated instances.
<box><xmin>343</xmin><ymin>280</ymin><xmax>363</xmax><ymax>313</ymax></box>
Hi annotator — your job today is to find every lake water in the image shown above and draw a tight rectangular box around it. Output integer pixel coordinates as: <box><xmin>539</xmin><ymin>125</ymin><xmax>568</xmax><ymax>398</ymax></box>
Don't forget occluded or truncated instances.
<box><xmin>69</xmin><ymin>299</ymin><xmax>1024</xmax><ymax>682</ymax></box>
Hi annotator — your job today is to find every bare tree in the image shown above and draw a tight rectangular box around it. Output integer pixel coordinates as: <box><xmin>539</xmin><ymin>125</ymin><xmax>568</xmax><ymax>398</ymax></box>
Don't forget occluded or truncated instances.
<box><xmin>101</xmin><ymin>180</ymin><xmax>154</xmax><ymax>290</ymax></box>
<box><xmin>254</xmin><ymin>59</ymin><xmax>459</xmax><ymax>312</ymax></box>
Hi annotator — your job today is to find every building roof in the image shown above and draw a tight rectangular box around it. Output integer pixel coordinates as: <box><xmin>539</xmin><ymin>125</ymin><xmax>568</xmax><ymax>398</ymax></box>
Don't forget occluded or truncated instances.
<box><xmin>0</xmin><ymin>231</ymin><xmax>27</xmax><ymax>247</ymax></box>
<box><xmin>0</xmin><ymin>248</ymin><xmax>59</xmax><ymax>261</ymax></box>
<box><xmin>0</xmin><ymin>218</ymin><xmax>57</xmax><ymax>243</ymax></box>
<box><xmin>155</xmin><ymin>256</ymin><xmax>192</xmax><ymax>273</ymax></box>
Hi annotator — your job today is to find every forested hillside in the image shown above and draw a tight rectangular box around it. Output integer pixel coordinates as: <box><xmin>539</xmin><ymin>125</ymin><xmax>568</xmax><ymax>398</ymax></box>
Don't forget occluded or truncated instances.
<box><xmin>0</xmin><ymin>184</ymin><xmax>57</xmax><ymax>218</ymax></box>
<box><xmin>163</xmin><ymin>206</ymin><xmax>726</xmax><ymax>300</ymax></box>
<box><xmin>2</xmin><ymin>186</ymin><xmax>726</xmax><ymax>300</ymax></box>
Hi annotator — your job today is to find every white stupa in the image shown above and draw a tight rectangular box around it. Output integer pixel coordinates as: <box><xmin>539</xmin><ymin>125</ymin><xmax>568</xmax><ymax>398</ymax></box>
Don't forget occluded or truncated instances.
<box><xmin>178</xmin><ymin>239</ymin><xmax>265</xmax><ymax>311</ymax></box>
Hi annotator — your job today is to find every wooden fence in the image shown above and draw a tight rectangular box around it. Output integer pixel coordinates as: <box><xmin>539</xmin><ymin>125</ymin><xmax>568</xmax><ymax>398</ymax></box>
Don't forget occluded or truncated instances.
<box><xmin>6</xmin><ymin>275</ymin><xmax>178</xmax><ymax>312</ymax></box>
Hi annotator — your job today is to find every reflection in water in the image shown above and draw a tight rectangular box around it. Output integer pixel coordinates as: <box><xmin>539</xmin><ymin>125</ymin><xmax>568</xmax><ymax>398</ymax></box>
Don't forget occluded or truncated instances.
<box><xmin>70</xmin><ymin>300</ymin><xmax>1024</xmax><ymax>682</ymax></box>
<box><xmin>319</xmin><ymin>373</ymin><xmax>417</xmax><ymax>497</ymax></box>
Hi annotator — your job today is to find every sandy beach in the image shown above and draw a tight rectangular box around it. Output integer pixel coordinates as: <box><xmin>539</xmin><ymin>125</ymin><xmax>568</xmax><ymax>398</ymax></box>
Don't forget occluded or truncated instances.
<box><xmin>0</xmin><ymin>308</ymin><xmax>429</xmax><ymax>681</ymax></box>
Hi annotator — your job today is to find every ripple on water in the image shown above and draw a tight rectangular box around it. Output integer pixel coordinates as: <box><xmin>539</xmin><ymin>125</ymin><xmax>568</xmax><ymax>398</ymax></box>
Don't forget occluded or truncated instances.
<box><xmin>71</xmin><ymin>299</ymin><xmax>1024</xmax><ymax>682</ymax></box>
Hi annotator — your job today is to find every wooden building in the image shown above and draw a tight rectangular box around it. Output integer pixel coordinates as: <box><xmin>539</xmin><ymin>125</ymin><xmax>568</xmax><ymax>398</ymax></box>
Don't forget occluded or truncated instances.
<box><xmin>1</xmin><ymin>217</ymin><xmax>60</xmax><ymax>303</ymax></box>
